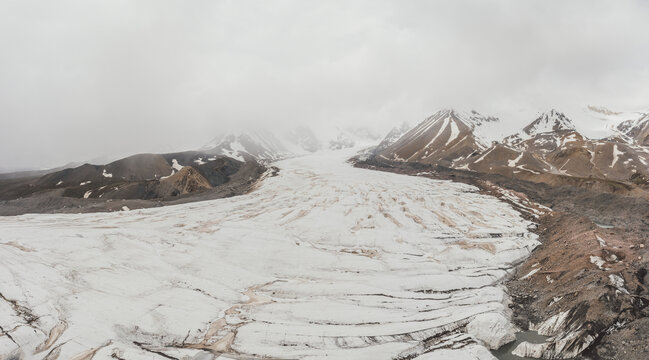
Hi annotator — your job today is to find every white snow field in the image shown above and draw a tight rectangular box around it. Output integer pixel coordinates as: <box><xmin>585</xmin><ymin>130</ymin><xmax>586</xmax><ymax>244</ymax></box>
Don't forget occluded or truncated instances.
<box><xmin>0</xmin><ymin>149</ymin><xmax>538</xmax><ymax>360</ymax></box>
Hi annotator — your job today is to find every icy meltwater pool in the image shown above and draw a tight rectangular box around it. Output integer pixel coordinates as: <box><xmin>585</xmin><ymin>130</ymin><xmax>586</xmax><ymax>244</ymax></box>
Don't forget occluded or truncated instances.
<box><xmin>0</xmin><ymin>149</ymin><xmax>538</xmax><ymax>359</ymax></box>
<box><xmin>492</xmin><ymin>331</ymin><xmax>550</xmax><ymax>360</ymax></box>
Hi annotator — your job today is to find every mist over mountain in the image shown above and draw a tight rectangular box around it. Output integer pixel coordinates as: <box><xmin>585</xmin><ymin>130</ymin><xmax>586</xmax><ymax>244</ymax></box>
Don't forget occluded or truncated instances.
<box><xmin>2</xmin><ymin>1</ymin><xmax>649</xmax><ymax>170</ymax></box>
<box><xmin>3</xmin><ymin>3</ymin><xmax>649</xmax><ymax>359</ymax></box>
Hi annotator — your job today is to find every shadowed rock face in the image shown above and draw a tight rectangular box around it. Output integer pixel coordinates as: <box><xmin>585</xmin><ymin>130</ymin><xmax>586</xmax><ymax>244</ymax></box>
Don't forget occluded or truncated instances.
<box><xmin>593</xmin><ymin>317</ymin><xmax>649</xmax><ymax>359</ymax></box>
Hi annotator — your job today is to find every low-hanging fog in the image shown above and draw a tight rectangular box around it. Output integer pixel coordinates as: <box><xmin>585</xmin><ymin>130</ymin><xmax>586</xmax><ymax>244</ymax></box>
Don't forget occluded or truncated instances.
<box><xmin>1</xmin><ymin>0</ymin><xmax>649</xmax><ymax>171</ymax></box>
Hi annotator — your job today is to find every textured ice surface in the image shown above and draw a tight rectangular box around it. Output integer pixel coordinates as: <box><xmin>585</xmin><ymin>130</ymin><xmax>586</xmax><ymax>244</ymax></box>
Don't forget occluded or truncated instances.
<box><xmin>0</xmin><ymin>149</ymin><xmax>538</xmax><ymax>359</ymax></box>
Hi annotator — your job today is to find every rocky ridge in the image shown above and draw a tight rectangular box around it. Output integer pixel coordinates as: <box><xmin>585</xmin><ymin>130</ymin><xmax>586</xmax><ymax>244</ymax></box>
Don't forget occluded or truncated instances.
<box><xmin>0</xmin><ymin>150</ymin><xmax>266</xmax><ymax>215</ymax></box>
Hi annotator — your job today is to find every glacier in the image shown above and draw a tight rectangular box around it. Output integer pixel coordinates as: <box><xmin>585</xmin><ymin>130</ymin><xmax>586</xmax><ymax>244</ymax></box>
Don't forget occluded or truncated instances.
<box><xmin>0</xmin><ymin>149</ymin><xmax>539</xmax><ymax>359</ymax></box>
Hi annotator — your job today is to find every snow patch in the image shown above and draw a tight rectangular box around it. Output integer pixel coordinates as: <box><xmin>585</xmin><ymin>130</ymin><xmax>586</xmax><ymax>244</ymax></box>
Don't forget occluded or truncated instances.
<box><xmin>193</xmin><ymin>158</ymin><xmax>206</xmax><ymax>165</ymax></box>
<box><xmin>171</xmin><ymin>159</ymin><xmax>184</xmax><ymax>171</ymax></box>
<box><xmin>611</xmin><ymin>144</ymin><xmax>623</xmax><ymax>168</ymax></box>
<box><xmin>609</xmin><ymin>274</ymin><xmax>628</xmax><ymax>294</ymax></box>
<box><xmin>444</xmin><ymin>119</ymin><xmax>460</xmax><ymax>147</ymax></box>
<box><xmin>520</xmin><ymin>268</ymin><xmax>540</xmax><ymax>280</ymax></box>
<box><xmin>508</xmin><ymin>153</ymin><xmax>524</xmax><ymax>168</ymax></box>
<box><xmin>160</xmin><ymin>170</ymin><xmax>175</xmax><ymax>180</ymax></box>
<box><xmin>590</xmin><ymin>256</ymin><xmax>607</xmax><ymax>270</ymax></box>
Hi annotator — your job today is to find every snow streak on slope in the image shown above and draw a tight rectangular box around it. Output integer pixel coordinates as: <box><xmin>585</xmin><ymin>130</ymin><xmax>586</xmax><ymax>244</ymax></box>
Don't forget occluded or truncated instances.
<box><xmin>0</xmin><ymin>150</ymin><xmax>538</xmax><ymax>360</ymax></box>
<box><xmin>380</xmin><ymin>109</ymin><xmax>501</xmax><ymax>166</ymax></box>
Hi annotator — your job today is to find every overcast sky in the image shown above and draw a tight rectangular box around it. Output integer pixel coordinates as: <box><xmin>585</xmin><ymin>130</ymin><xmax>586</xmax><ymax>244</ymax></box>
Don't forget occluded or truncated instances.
<box><xmin>1</xmin><ymin>0</ymin><xmax>649</xmax><ymax>170</ymax></box>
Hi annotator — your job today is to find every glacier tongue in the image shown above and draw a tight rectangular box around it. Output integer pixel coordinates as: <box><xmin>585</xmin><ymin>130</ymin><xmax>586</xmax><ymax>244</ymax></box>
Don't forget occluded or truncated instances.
<box><xmin>0</xmin><ymin>149</ymin><xmax>538</xmax><ymax>359</ymax></box>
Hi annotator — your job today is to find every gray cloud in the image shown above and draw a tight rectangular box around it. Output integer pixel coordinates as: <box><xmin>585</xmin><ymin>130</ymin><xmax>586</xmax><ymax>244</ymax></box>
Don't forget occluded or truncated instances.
<box><xmin>1</xmin><ymin>0</ymin><xmax>648</xmax><ymax>170</ymax></box>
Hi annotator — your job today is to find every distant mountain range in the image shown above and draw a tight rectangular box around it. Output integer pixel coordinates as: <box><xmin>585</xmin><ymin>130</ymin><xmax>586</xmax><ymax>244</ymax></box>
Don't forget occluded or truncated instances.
<box><xmin>3</xmin><ymin>106</ymin><xmax>648</xmax><ymax>207</ymax></box>
<box><xmin>201</xmin><ymin>125</ymin><xmax>381</xmax><ymax>162</ymax></box>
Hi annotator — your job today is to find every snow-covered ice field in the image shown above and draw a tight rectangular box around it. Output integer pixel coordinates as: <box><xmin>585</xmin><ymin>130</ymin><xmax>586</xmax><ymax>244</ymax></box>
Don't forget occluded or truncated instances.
<box><xmin>0</xmin><ymin>149</ymin><xmax>538</xmax><ymax>359</ymax></box>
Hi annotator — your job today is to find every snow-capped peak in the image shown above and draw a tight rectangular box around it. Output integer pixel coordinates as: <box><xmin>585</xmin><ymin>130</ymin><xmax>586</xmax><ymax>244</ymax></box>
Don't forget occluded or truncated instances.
<box><xmin>522</xmin><ymin>109</ymin><xmax>576</xmax><ymax>137</ymax></box>
<box><xmin>383</xmin><ymin>108</ymin><xmax>501</xmax><ymax>158</ymax></box>
<box><xmin>458</xmin><ymin>109</ymin><xmax>502</xmax><ymax>147</ymax></box>
<box><xmin>423</xmin><ymin>109</ymin><xmax>501</xmax><ymax>148</ymax></box>
<box><xmin>462</xmin><ymin>109</ymin><xmax>500</xmax><ymax>128</ymax></box>
<box><xmin>503</xmin><ymin>110</ymin><xmax>579</xmax><ymax>150</ymax></box>
<box><xmin>418</xmin><ymin>109</ymin><xmax>499</xmax><ymax>131</ymax></box>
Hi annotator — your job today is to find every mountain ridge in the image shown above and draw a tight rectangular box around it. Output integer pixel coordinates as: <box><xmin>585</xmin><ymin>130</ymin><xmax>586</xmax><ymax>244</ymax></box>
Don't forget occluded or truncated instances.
<box><xmin>377</xmin><ymin>108</ymin><xmax>649</xmax><ymax>187</ymax></box>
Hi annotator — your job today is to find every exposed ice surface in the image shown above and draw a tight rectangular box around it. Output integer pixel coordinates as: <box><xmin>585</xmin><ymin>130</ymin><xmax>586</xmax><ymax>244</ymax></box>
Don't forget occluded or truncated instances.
<box><xmin>0</xmin><ymin>149</ymin><xmax>538</xmax><ymax>359</ymax></box>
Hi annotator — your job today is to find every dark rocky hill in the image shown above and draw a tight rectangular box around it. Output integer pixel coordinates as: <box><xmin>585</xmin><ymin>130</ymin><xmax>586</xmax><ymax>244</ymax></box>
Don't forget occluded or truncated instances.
<box><xmin>0</xmin><ymin>150</ymin><xmax>267</xmax><ymax>215</ymax></box>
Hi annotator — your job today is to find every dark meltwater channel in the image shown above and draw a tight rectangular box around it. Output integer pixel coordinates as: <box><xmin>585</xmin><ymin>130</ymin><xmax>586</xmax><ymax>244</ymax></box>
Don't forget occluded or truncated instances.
<box><xmin>492</xmin><ymin>331</ymin><xmax>549</xmax><ymax>360</ymax></box>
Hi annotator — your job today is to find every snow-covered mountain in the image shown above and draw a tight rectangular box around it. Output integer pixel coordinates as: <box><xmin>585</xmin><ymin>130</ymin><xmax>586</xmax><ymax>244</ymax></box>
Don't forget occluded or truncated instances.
<box><xmin>572</xmin><ymin>105</ymin><xmax>649</xmax><ymax>141</ymax></box>
<box><xmin>479</xmin><ymin>110</ymin><xmax>649</xmax><ymax>181</ymax></box>
<box><xmin>618</xmin><ymin>113</ymin><xmax>649</xmax><ymax>146</ymax></box>
<box><xmin>504</xmin><ymin>110</ymin><xmax>577</xmax><ymax>151</ymax></box>
<box><xmin>202</xmin><ymin>126</ymin><xmax>377</xmax><ymax>162</ymax></box>
<box><xmin>496</xmin><ymin>110</ymin><xmax>649</xmax><ymax>180</ymax></box>
<box><xmin>203</xmin><ymin>130</ymin><xmax>290</xmax><ymax>162</ymax></box>
<box><xmin>376</xmin><ymin>108</ymin><xmax>649</xmax><ymax>185</ymax></box>
<box><xmin>378</xmin><ymin>109</ymin><xmax>500</xmax><ymax>166</ymax></box>
<box><xmin>328</xmin><ymin>127</ymin><xmax>382</xmax><ymax>150</ymax></box>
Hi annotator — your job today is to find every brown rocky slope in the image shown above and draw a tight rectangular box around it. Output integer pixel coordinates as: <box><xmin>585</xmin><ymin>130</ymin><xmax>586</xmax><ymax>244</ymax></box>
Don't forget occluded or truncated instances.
<box><xmin>356</xmin><ymin>146</ymin><xmax>649</xmax><ymax>359</ymax></box>
<box><xmin>377</xmin><ymin>109</ymin><xmax>649</xmax><ymax>195</ymax></box>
